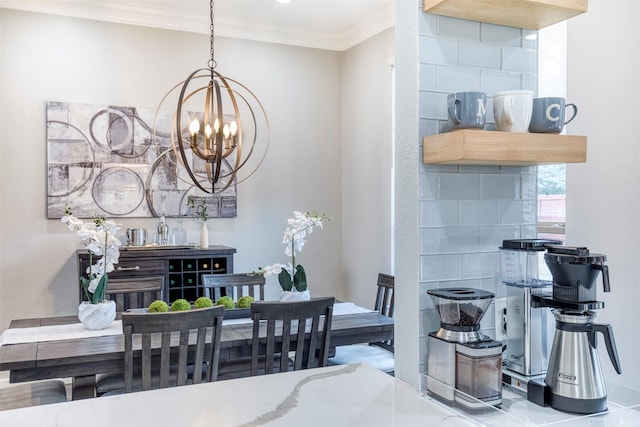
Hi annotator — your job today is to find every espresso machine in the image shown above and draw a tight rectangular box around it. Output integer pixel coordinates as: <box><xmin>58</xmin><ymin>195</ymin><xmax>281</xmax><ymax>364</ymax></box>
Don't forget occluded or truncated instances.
<box><xmin>526</xmin><ymin>245</ymin><xmax>622</xmax><ymax>414</ymax></box>
<box><xmin>426</xmin><ymin>288</ymin><xmax>503</xmax><ymax>410</ymax></box>
<box><xmin>500</xmin><ymin>239</ymin><xmax>561</xmax><ymax>390</ymax></box>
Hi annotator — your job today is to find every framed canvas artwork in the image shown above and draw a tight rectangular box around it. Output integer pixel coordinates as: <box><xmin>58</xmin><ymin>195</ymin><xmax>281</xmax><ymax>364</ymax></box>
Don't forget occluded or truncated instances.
<box><xmin>46</xmin><ymin>101</ymin><xmax>237</xmax><ymax>219</ymax></box>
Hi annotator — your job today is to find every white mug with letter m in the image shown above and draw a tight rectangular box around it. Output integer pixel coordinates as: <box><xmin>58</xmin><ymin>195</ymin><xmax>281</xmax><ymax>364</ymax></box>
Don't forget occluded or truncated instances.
<box><xmin>529</xmin><ymin>97</ymin><xmax>578</xmax><ymax>133</ymax></box>
<box><xmin>447</xmin><ymin>91</ymin><xmax>487</xmax><ymax>130</ymax></box>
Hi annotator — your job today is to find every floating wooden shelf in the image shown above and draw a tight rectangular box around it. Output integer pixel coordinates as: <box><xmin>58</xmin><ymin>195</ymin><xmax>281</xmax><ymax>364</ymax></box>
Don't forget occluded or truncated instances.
<box><xmin>423</xmin><ymin>0</ymin><xmax>588</xmax><ymax>30</ymax></box>
<box><xmin>422</xmin><ymin>130</ymin><xmax>587</xmax><ymax>166</ymax></box>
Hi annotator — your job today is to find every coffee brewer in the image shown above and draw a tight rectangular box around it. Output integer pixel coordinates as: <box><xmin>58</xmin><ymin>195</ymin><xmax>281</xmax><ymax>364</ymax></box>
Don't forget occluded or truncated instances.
<box><xmin>426</xmin><ymin>288</ymin><xmax>503</xmax><ymax>410</ymax></box>
<box><xmin>500</xmin><ymin>239</ymin><xmax>561</xmax><ymax>389</ymax></box>
<box><xmin>527</xmin><ymin>245</ymin><xmax>622</xmax><ymax>414</ymax></box>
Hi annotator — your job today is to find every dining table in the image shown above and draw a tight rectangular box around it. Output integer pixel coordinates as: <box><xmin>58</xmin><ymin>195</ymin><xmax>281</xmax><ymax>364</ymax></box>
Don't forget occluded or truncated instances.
<box><xmin>0</xmin><ymin>302</ymin><xmax>393</xmax><ymax>400</ymax></box>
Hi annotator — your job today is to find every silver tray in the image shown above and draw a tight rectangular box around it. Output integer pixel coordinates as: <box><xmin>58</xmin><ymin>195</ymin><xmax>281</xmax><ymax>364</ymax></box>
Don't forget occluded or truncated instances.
<box><xmin>121</xmin><ymin>244</ymin><xmax>197</xmax><ymax>251</ymax></box>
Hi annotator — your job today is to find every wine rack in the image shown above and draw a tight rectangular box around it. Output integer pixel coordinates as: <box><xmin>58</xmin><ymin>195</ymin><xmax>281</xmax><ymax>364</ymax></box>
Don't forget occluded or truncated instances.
<box><xmin>168</xmin><ymin>256</ymin><xmax>228</xmax><ymax>302</ymax></box>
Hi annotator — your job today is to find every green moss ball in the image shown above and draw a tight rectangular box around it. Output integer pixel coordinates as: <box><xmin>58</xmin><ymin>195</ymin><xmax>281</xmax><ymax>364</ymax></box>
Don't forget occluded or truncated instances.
<box><xmin>148</xmin><ymin>300</ymin><xmax>169</xmax><ymax>313</ymax></box>
<box><xmin>216</xmin><ymin>296</ymin><xmax>235</xmax><ymax>309</ymax></box>
<box><xmin>194</xmin><ymin>296</ymin><xmax>213</xmax><ymax>309</ymax></box>
<box><xmin>237</xmin><ymin>295</ymin><xmax>255</xmax><ymax>309</ymax></box>
<box><xmin>171</xmin><ymin>299</ymin><xmax>191</xmax><ymax>311</ymax></box>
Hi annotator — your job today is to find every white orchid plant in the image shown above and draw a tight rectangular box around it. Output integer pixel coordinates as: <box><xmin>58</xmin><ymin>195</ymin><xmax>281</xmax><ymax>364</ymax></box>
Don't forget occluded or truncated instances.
<box><xmin>257</xmin><ymin>211</ymin><xmax>330</xmax><ymax>292</ymax></box>
<box><xmin>62</xmin><ymin>204</ymin><xmax>121</xmax><ymax>304</ymax></box>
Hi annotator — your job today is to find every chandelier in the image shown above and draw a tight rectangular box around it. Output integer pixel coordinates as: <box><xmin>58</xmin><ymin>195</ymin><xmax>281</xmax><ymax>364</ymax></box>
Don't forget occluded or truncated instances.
<box><xmin>154</xmin><ymin>0</ymin><xmax>269</xmax><ymax>194</ymax></box>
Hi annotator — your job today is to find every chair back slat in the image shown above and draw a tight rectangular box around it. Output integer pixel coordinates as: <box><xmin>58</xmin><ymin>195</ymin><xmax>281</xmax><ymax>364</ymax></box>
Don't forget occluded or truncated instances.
<box><xmin>201</xmin><ymin>273</ymin><xmax>266</xmax><ymax>303</ymax></box>
<box><xmin>250</xmin><ymin>297</ymin><xmax>334</xmax><ymax>376</ymax></box>
<box><xmin>106</xmin><ymin>276</ymin><xmax>164</xmax><ymax>312</ymax></box>
<box><xmin>372</xmin><ymin>273</ymin><xmax>395</xmax><ymax>352</ymax></box>
<box><xmin>374</xmin><ymin>273</ymin><xmax>395</xmax><ymax>318</ymax></box>
<box><xmin>121</xmin><ymin>305</ymin><xmax>224</xmax><ymax>393</ymax></box>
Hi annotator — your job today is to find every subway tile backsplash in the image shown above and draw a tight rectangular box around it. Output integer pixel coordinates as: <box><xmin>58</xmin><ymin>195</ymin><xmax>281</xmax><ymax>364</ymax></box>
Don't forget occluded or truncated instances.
<box><xmin>480</xmin><ymin>23</ymin><xmax>522</xmax><ymax>46</ymax></box>
<box><xmin>418</xmin><ymin>13</ymin><xmax>539</xmax><ymax>375</ymax></box>
<box><xmin>460</xmin><ymin>42</ymin><xmax>501</xmax><ymax>70</ymax></box>
<box><xmin>438</xmin><ymin>16</ymin><xmax>480</xmax><ymax>41</ymax></box>
<box><xmin>438</xmin><ymin>66</ymin><xmax>481</xmax><ymax>92</ymax></box>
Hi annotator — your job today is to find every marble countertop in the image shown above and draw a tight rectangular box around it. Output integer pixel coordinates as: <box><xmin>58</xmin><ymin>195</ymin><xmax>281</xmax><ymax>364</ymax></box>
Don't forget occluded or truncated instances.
<box><xmin>418</xmin><ymin>373</ymin><xmax>640</xmax><ymax>426</ymax></box>
<box><xmin>1</xmin><ymin>363</ymin><xmax>638</xmax><ymax>426</ymax></box>
<box><xmin>0</xmin><ymin>364</ymin><xmax>476</xmax><ymax>427</ymax></box>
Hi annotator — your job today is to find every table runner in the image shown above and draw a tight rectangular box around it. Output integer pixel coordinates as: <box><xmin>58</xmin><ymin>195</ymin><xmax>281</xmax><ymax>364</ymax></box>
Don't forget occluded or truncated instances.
<box><xmin>0</xmin><ymin>302</ymin><xmax>372</xmax><ymax>346</ymax></box>
<box><xmin>0</xmin><ymin>321</ymin><xmax>124</xmax><ymax>346</ymax></box>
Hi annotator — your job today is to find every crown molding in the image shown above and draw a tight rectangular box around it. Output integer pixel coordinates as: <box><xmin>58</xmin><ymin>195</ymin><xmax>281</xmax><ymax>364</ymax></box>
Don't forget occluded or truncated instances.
<box><xmin>0</xmin><ymin>0</ymin><xmax>394</xmax><ymax>51</ymax></box>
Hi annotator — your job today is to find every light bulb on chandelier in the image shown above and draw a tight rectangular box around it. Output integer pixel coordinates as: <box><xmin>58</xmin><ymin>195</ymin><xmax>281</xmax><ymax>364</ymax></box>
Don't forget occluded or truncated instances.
<box><xmin>153</xmin><ymin>0</ymin><xmax>269</xmax><ymax>194</ymax></box>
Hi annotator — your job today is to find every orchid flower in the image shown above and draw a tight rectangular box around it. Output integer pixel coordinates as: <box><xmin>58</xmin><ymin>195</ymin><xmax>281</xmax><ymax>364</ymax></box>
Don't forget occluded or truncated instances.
<box><xmin>257</xmin><ymin>211</ymin><xmax>329</xmax><ymax>292</ymax></box>
<box><xmin>62</xmin><ymin>204</ymin><xmax>121</xmax><ymax>303</ymax></box>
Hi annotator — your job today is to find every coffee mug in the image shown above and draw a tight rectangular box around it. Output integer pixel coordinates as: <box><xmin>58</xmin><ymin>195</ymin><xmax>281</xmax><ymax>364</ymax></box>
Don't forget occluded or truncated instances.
<box><xmin>447</xmin><ymin>91</ymin><xmax>487</xmax><ymax>130</ymax></box>
<box><xmin>492</xmin><ymin>90</ymin><xmax>534</xmax><ymax>133</ymax></box>
<box><xmin>529</xmin><ymin>97</ymin><xmax>578</xmax><ymax>133</ymax></box>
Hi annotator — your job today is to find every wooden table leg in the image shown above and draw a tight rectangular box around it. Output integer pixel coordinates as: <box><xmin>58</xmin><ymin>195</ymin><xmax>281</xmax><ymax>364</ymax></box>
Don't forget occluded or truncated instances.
<box><xmin>72</xmin><ymin>375</ymin><xmax>96</xmax><ymax>400</ymax></box>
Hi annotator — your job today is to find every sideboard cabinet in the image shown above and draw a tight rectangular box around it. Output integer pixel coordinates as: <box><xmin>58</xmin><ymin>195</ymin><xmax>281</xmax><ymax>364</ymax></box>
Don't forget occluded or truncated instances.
<box><xmin>77</xmin><ymin>246</ymin><xmax>236</xmax><ymax>305</ymax></box>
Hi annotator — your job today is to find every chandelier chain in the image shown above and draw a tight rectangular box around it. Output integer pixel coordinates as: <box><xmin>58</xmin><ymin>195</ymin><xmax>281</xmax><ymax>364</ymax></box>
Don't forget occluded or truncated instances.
<box><xmin>208</xmin><ymin>0</ymin><xmax>217</xmax><ymax>70</ymax></box>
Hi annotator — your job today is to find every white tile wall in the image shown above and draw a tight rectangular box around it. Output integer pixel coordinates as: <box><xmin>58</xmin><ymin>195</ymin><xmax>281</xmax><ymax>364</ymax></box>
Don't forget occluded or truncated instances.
<box><xmin>418</xmin><ymin>13</ymin><xmax>539</xmax><ymax>374</ymax></box>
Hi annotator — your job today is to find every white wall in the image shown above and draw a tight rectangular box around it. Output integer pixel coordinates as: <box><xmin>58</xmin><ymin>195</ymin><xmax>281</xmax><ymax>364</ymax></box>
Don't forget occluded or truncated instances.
<box><xmin>566</xmin><ymin>0</ymin><xmax>640</xmax><ymax>388</ymax></box>
<box><xmin>393</xmin><ymin>0</ymin><xmax>421</xmax><ymax>386</ymax></box>
<box><xmin>0</xmin><ymin>10</ymin><xmax>356</xmax><ymax>331</ymax></box>
<box><xmin>341</xmin><ymin>28</ymin><xmax>394</xmax><ymax>309</ymax></box>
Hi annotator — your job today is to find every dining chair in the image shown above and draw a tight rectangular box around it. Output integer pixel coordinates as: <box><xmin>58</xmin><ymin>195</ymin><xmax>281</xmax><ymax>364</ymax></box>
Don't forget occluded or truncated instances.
<box><xmin>328</xmin><ymin>273</ymin><xmax>395</xmax><ymax>374</ymax></box>
<box><xmin>0</xmin><ymin>380</ymin><xmax>67</xmax><ymax>411</ymax></box>
<box><xmin>250</xmin><ymin>297</ymin><xmax>335</xmax><ymax>376</ymax></box>
<box><xmin>98</xmin><ymin>305</ymin><xmax>224</xmax><ymax>395</ymax></box>
<box><xmin>105</xmin><ymin>276</ymin><xmax>164</xmax><ymax>312</ymax></box>
<box><xmin>200</xmin><ymin>273</ymin><xmax>265</xmax><ymax>302</ymax></box>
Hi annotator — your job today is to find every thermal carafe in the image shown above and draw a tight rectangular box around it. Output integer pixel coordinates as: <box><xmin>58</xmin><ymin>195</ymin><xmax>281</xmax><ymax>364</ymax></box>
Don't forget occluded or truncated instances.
<box><xmin>545</xmin><ymin>310</ymin><xmax>621</xmax><ymax>414</ymax></box>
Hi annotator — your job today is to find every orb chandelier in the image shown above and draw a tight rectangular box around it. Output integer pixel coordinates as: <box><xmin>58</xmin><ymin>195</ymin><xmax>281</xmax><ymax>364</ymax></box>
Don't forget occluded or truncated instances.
<box><xmin>154</xmin><ymin>0</ymin><xmax>269</xmax><ymax>194</ymax></box>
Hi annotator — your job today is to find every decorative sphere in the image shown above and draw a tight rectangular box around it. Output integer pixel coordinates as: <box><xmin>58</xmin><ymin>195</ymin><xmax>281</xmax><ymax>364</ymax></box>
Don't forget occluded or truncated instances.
<box><xmin>148</xmin><ymin>300</ymin><xmax>169</xmax><ymax>313</ymax></box>
<box><xmin>216</xmin><ymin>296</ymin><xmax>235</xmax><ymax>309</ymax></box>
<box><xmin>171</xmin><ymin>299</ymin><xmax>191</xmax><ymax>311</ymax></box>
<box><xmin>194</xmin><ymin>296</ymin><xmax>213</xmax><ymax>309</ymax></box>
<box><xmin>237</xmin><ymin>295</ymin><xmax>255</xmax><ymax>309</ymax></box>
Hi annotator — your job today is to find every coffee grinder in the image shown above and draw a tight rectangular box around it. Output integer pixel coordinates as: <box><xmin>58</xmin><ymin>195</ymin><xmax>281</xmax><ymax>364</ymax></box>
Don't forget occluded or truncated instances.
<box><xmin>426</xmin><ymin>288</ymin><xmax>503</xmax><ymax>410</ymax></box>
<box><xmin>499</xmin><ymin>239</ymin><xmax>561</xmax><ymax>390</ymax></box>
<box><xmin>527</xmin><ymin>245</ymin><xmax>622</xmax><ymax>414</ymax></box>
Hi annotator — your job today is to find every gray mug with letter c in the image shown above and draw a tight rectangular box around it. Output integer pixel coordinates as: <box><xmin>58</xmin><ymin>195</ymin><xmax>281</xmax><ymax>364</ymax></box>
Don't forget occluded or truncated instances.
<box><xmin>447</xmin><ymin>91</ymin><xmax>487</xmax><ymax>130</ymax></box>
<box><xmin>529</xmin><ymin>97</ymin><xmax>577</xmax><ymax>133</ymax></box>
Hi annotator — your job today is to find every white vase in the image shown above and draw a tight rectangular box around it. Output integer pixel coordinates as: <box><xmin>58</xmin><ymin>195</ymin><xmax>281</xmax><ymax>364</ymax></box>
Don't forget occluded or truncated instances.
<box><xmin>200</xmin><ymin>221</ymin><xmax>209</xmax><ymax>248</ymax></box>
<box><xmin>78</xmin><ymin>300</ymin><xmax>116</xmax><ymax>330</ymax></box>
<box><xmin>279</xmin><ymin>289</ymin><xmax>311</xmax><ymax>302</ymax></box>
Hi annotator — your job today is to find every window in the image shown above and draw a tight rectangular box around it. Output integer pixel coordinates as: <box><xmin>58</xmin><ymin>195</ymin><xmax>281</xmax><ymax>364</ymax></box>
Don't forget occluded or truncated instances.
<box><xmin>537</xmin><ymin>164</ymin><xmax>566</xmax><ymax>243</ymax></box>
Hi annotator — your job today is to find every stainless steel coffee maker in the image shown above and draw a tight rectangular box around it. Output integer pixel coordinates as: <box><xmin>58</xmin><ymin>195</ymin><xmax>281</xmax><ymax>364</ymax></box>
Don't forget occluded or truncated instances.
<box><xmin>500</xmin><ymin>239</ymin><xmax>560</xmax><ymax>390</ymax></box>
<box><xmin>426</xmin><ymin>288</ymin><xmax>503</xmax><ymax>410</ymax></box>
<box><xmin>527</xmin><ymin>245</ymin><xmax>622</xmax><ymax>414</ymax></box>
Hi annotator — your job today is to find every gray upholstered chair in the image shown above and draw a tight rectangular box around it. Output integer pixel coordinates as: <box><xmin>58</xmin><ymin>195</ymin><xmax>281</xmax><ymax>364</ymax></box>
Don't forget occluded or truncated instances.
<box><xmin>0</xmin><ymin>380</ymin><xmax>67</xmax><ymax>411</ymax></box>
<box><xmin>98</xmin><ymin>305</ymin><xmax>224</xmax><ymax>395</ymax></box>
<box><xmin>328</xmin><ymin>273</ymin><xmax>395</xmax><ymax>374</ymax></box>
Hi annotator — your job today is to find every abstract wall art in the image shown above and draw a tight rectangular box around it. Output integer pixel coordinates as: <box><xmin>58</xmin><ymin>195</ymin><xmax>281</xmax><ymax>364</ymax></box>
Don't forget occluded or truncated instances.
<box><xmin>46</xmin><ymin>100</ymin><xmax>237</xmax><ymax>219</ymax></box>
